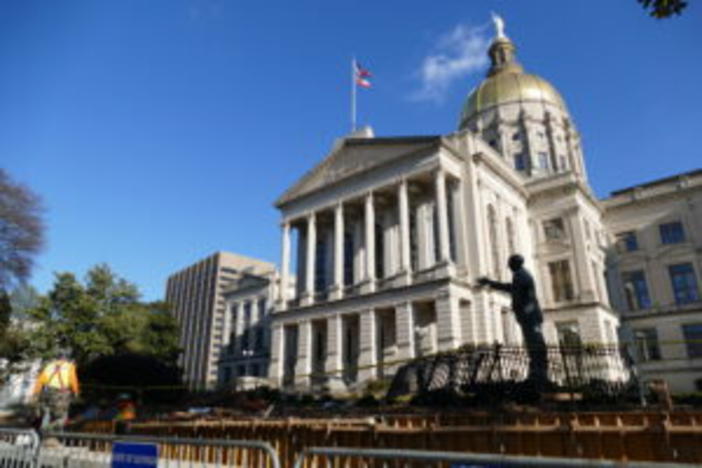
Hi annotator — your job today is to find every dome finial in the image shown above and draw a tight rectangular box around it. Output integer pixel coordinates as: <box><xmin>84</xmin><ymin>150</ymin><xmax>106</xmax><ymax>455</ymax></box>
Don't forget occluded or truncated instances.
<box><xmin>491</xmin><ymin>12</ymin><xmax>507</xmax><ymax>40</ymax></box>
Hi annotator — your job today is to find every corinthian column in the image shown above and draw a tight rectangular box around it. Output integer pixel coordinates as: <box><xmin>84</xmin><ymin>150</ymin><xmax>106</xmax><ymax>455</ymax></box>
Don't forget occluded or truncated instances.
<box><xmin>364</xmin><ymin>192</ymin><xmax>376</xmax><ymax>292</ymax></box>
<box><xmin>303</xmin><ymin>213</ymin><xmax>316</xmax><ymax>305</ymax></box>
<box><xmin>279</xmin><ymin>221</ymin><xmax>291</xmax><ymax>308</ymax></box>
<box><xmin>398</xmin><ymin>180</ymin><xmax>411</xmax><ymax>279</ymax></box>
<box><xmin>333</xmin><ymin>203</ymin><xmax>344</xmax><ymax>300</ymax></box>
<box><xmin>435</xmin><ymin>169</ymin><xmax>451</xmax><ymax>262</ymax></box>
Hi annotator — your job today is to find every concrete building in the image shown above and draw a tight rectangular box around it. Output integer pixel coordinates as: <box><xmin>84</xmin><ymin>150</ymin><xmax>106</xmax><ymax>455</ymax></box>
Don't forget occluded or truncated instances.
<box><xmin>268</xmin><ymin>20</ymin><xmax>622</xmax><ymax>393</ymax></box>
<box><xmin>604</xmin><ymin>170</ymin><xmax>702</xmax><ymax>393</ymax></box>
<box><xmin>165</xmin><ymin>251</ymin><xmax>275</xmax><ymax>389</ymax></box>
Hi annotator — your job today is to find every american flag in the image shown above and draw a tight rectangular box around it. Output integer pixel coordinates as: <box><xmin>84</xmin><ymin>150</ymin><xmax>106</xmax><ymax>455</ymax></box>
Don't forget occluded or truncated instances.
<box><xmin>354</xmin><ymin>61</ymin><xmax>372</xmax><ymax>88</ymax></box>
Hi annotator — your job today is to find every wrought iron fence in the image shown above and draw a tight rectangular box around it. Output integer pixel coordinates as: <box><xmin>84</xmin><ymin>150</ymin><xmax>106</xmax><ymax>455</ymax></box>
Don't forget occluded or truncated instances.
<box><xmin>388</xmin><ymin>343</ymin><xmax>634</xmax><ymax>402</ymax></box>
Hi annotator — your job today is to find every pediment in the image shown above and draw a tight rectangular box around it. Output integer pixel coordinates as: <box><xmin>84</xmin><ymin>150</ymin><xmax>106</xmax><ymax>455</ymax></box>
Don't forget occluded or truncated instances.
<box><xmin>276</xmin><ymin>136</ymin><xmax>441</xmax><ymax>207</ymax></box>
<box><xmin>237</xmin><ymin>275</ymin><xmax>268</xmax><ymax>289</ymax></box>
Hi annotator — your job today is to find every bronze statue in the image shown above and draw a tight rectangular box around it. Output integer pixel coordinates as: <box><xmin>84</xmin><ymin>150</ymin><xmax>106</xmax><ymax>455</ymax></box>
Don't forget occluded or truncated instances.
<box><xmin>479</xmin><ymin>254</ymin><xmax>549</xmax><ymax>389</ymax></box>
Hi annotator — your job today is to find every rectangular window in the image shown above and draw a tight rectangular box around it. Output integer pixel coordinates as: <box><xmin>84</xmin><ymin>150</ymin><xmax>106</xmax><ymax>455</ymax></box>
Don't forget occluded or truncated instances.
<box><xmin>634</xmin><ymin>328</ymin><xmax>661</xmax><ymax>361</ymax></box>
<box><xmin>375</xmin><ymin>221</ymin><xmax>385</xmax><ymax>279</ymax></box>
<box><xmin>621</xmin><ymin>270</ymin><xmax>651</xmax><ymax>310</ymax></box>
<box><xmin>258</xmin><ymin>298</ymin><xmax>267</xmax><ymax>317</ymax></box>
<box><xmin>538</xmin><ymin>152</ymin><xmax>549</xmax><ymax>170</ymax></box>
<box><xmin>682</xmin><ymin>324</ymin><xmax>702</xmax><ymax>358</ymax></box>
<box><xmin>549</xmin><ymin>259</ymin><xmax>575</xmax><ymax>302</ymax></box>
<box><xmin>255</xmin><ymin>327</ymin><xmax>264</xmax><ymax>352</ymax></box>
<box><xmin>514</xmin><ymin>153</ymin><xmax>527</xmax><ymax>171</ymax></box>
<box><xmin>314</xmin><ymin>239</ymin><xmax>327</xmax><ymax>292</ymax></box>
<box><xmin>543</xmin><ymin>218</ymin><xmax>566</xmax><ymax>240</ymax></box>
<box><xmin>343</xmin><ymin>231</ymin><xmax>354</xmax><ymax>286</ymax></box>
<box><xmin>669</xmin><ymin>263</ymin><xmax>700</xmax><ymax>305</ymax></box>
<box><xmin>660</xmin><ymin>221</ymin><xmax>685</xmax><ymax>244</ymax></box>
<box><xmin>616</xmin><ymin>231</ymin><xmax>638</xmax><ymax>252</ymax></box>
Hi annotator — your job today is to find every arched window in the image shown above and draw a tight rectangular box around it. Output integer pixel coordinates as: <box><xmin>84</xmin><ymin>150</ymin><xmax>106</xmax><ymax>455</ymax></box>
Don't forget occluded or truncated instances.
<box><xmin>487</xmin><ymin>205</ymin><xmax>500</xmax><ymax>277</ymax></box>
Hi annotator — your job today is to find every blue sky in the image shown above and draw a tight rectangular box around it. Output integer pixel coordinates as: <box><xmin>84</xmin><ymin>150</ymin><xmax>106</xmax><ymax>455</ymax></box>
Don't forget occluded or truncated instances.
<box><xmin>2</xmin><ymin>1</ymin><xmax>700</xmax><ymax>300</ymax></box>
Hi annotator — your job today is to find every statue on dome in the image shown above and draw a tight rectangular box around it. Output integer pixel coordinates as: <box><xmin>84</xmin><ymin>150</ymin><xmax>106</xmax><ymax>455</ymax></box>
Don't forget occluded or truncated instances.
<box><xmin>491</xmin><ymin>12</ymin><xmax>507</xmax><ymax>39</ymax></box>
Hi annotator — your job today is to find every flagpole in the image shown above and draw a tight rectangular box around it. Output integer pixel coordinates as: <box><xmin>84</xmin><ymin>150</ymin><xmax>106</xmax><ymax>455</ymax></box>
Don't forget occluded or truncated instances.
<box><xmin>351</xmin><ymin>57</ymin><xmax>356</xmax><ymax>132</ymax></box>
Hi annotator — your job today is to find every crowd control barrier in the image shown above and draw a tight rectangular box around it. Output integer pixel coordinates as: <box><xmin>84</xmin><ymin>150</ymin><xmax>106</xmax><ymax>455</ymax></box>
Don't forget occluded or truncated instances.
<box><xmin>0</xmin><ymin>427</ymin><xmax>39</xmax><ymax>467</ymax></box>
<box><xmin>292</xmin><ymin>446</ymin><xmax>698</xmax><ymax>468</ymax></box>
<box><xmin>37</xmin><ymin>431</ymin><xmax>281</xmax><ymax>468</ymax></box>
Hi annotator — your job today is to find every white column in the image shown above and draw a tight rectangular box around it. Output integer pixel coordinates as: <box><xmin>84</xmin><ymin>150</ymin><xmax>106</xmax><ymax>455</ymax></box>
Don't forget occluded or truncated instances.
<box><xmin>324</xmin><ymin>314</ymin><xmax>345</xmax><ymax>391</ymax></box>
<box><xmin>398</xmin><ymin>180</ymin><xmax>412</xmax><ymax>278</ymax></box>
<box><xmin>569</xmin><ymin>213</ymin><xmax>594</xmax><ymax>302</ymax></box>
<box><xmin>294</xmin><ymin>320</ymin><xmax>312</xmax><ymax>388</ymax></box>
<box><xmin>435</xmin><ymin>169</ymin><xmax>451</xmax><ymax>262</ymax></box>
<box><xmin>304</xmin><ymin>212</ymin><xmax>316</xmax><ymax>304</ymax></box>
<box><xmin>333</xmin><ymin>203</ymin><xmax>345</xmax><ymax>299</ymax></box>
<box><xmin>358</xmin><ymin>309</ymin><xmax>377</xmax><ymax>382</ymax></box>
<box><xmin>234</xmin><ymin>301</ymin><xmax>244</xmax><ymax>355</ymax></box>
<box><xmin>268</xmin><ymin>323</ymin><xmax>284</xmax><ymax>385</ymax></box>
<box><xmin>279</xmin><ymin>222</ymin><xmax>291</xmax><ymax>309</ymax></box>
<box><xmin>364</xmin><ymin>192</ymin><xmax>376</xmax><ymax>291</ymax></box>
<box><xmin>395</xmin><ymin>302</ymin><xmax>415</xmax><ymax>362</ymax></box>
<box><xmin>436</xmin><ymin>290</ymin><xmax>461</xmax><ymax>350</ymax></box>
<box><xmin>250</xmin><ymin>299</ymin><xmax>260</xmax><ymax>352</ymax></box>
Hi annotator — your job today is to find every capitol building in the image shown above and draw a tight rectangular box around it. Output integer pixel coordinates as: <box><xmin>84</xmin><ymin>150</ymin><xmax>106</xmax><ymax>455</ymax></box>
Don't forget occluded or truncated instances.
<box><xmin>167</xmin><ymin>20</ymin><xmax>702</xmax><ymax>394</ymax></box>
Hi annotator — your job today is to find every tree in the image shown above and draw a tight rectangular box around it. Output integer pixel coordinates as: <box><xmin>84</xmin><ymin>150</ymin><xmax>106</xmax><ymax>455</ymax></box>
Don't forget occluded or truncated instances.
<box><xmin>638</xmin><ymin>0</ymin><xmax>688</xmax><ymax>18</ymax></box>
<box><xmin>0</xmin><ymin>285</ymin><xmax>42</xmax><ymax>385</ymax></box>
<box><xmin>0</xmin><ymin>169</ymin><xmax>44</xmax><ymax>292</ymax></box>
<box><xmin>28</xmin><ymin>264</ymin><xmax>181</xmax><ymax>368</ymax></box>
<box><xmin>0</xmin><ymin>170</ymin><xmax>44</xmax><ymax>381</ymax></box>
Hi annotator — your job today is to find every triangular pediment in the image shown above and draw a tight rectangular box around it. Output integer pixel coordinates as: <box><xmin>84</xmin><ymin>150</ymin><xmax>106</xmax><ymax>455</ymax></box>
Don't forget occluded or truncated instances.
<box><xmin>276</xmin><ymin>136</ymin><xmax>441</xmax><ymax>206</ymax></box>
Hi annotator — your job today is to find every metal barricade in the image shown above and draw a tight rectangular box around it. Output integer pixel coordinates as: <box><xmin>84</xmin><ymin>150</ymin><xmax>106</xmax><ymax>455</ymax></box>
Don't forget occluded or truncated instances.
<box><xmin>293</xmin><ymin>446</ymin><xmax>697</xmax><ymax>468</ymax></box>
<box><xmin>0</xmin><ymin>427</ymin><xmax>39</xmax><ymax>468</ymax></box>
<box><xmin>39</xmin><ymin>431</ymin><xmax>280</xmax><ymax>468</ymax></box>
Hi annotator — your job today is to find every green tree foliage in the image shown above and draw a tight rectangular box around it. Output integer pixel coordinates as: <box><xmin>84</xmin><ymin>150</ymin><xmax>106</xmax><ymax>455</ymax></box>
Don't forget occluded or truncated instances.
<box><xmin>28</xmin><ymin>264</ymin><xmax>181</xmax><ymax>369</ymax></box>
<box><xmin>638</xmin><ymin>0</ymin><xmax>688</xmax><ymax>18</ymax></box>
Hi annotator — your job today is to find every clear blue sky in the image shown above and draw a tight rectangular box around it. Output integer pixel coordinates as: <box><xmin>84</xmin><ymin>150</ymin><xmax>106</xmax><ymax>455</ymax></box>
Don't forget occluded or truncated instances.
<box><xmin>2</xmin><ymin>1</ymin><xmax>700</xmax><ymax>301</ymax></box>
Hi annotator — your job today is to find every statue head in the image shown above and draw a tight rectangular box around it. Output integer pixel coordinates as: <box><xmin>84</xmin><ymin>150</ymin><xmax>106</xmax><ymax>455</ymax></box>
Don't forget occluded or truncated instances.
<box><xmin>508</xmin><ymin>254</ymin><xmax>524</xmax><ymax>272</ymax></box>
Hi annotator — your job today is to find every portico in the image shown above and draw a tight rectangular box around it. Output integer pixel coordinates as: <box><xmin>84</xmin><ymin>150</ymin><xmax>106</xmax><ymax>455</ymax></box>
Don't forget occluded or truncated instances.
<box><xmin>269</xmin><ymin>133</ymin><xmax>476</xmax><ymax>392</ymax></box>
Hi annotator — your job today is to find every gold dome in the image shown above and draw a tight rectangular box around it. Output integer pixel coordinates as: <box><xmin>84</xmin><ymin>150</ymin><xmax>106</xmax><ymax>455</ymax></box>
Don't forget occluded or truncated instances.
<box><xmin>458</xmin><ymin>30</ymin><xmax>567</xmax><ymax>129</ymax></box>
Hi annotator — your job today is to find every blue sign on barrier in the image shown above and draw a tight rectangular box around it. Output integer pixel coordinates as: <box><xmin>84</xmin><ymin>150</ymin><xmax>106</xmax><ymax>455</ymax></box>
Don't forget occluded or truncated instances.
<box><xmin>112</xmin><ymin>442</ymin><xmax>158</xmax><ymax>468</ymax></box>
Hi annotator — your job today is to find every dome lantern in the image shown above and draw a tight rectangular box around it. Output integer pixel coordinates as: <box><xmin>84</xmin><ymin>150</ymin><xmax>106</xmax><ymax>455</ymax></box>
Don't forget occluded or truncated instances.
<box><xmin>458</xmin><ymin>15</ymin><xmax>567</xmax><ymax>130</ymax></box>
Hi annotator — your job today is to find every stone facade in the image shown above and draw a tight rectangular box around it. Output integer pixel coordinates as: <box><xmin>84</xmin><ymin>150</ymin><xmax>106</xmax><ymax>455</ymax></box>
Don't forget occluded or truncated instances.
<box><xmin>217</xmin><ymin>270</ymin><xmax>294</xmax><ymax>388</ymax></box>
<box><xmin>603</xmin><ymin>170</ymin><xmax>702</xmax><ymax>393</ymax></box>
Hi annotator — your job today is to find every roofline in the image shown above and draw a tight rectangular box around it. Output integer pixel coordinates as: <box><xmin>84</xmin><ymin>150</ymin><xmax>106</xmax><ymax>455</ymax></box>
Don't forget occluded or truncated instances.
<box><xmin>609</xmin><ymin>168</ymin><xmax>702</xmax><ymax>197</ymax></box>
<box><xmin>344</xmin><ymin>135</ymin><xmax>442</xmax><ymax>146</ymax></box>
<box><xmin>274</xmin><ymin>134</ymin><xmax>443</xmax><ymax>208</ymax></box>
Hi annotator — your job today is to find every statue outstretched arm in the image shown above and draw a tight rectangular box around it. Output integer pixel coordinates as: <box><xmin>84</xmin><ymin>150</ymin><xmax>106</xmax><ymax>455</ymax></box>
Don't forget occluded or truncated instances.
<box><xmin>478</xmin><ymin>276</ymin><xmax>512</xmax><ymax>293</ymax></box>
